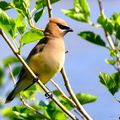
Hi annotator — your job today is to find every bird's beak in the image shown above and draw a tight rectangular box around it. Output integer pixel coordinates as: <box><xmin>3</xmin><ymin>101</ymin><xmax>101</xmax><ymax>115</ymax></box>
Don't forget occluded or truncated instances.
<box><xmin>67</xmin><ymin>27</ymin><xmax>73</xmax><ymax>32</ymax></box>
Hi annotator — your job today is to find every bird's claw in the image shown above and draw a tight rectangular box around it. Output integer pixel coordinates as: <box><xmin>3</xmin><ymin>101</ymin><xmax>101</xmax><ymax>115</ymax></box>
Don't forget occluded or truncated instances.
<box><xmin>45</xmin><ymin>91</ymin><xmax>53</xmax><ymax>99</ymax></box>
<box><xmin>33</xmin><ymin>76</ymin><xmax>39</xmax><ymax>82</ymax></box>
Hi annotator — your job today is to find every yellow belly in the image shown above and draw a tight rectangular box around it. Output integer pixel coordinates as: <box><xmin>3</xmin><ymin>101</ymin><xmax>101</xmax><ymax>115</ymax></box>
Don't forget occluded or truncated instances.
<box><xmin>28</xmin><ymin>51</ymin><xmax>65</xmax><ymax>84</ymax></box>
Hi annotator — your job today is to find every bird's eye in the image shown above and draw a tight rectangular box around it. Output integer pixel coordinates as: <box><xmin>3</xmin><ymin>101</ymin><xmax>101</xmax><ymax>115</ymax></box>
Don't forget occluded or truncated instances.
<box><xmin>56</xmin><ymin>23</ymin><xmax>70</xmax><ymax>30</ymax></box>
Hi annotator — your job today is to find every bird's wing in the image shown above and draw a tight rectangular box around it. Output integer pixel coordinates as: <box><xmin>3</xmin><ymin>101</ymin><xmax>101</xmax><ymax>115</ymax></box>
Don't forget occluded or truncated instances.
<box><xmin>17</xmin><ymin>38</ymin><xmax>47</xmax><ymax>82</ymax></box>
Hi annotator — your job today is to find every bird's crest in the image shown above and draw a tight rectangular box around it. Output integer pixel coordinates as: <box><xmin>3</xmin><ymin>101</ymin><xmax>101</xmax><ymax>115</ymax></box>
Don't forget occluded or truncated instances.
<box><xmin>49</xmin><ymin>18</ymin><xmax>68</xmax><ymax>26</ymax></box>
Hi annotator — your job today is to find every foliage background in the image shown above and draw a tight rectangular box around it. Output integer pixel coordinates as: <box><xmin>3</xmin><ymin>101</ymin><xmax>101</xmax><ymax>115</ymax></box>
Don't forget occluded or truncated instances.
<box><xmin>0</xmin><ymin>0</ymin><xmax>120</xmax><ymax>120</ymax></box>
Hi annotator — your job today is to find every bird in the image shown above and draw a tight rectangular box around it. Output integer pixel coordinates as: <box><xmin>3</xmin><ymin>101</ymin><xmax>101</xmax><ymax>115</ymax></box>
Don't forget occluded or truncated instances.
<box><xmin>5</xmin><ymin>18</ymin><xmax>73</xmax><ymax>103</ymax></box>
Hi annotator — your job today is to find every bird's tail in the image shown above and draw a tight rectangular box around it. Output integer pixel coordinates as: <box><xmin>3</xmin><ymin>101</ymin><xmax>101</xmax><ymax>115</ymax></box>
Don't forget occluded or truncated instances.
<box><xmin>5</xmin><ymin>78</ymin><xmax>34</xmax><ymax>104</ymax></box>
<box><xmin>5</xmin><ymin>88</ymin><xmax>18</xmax><ymax>103</ymax></box>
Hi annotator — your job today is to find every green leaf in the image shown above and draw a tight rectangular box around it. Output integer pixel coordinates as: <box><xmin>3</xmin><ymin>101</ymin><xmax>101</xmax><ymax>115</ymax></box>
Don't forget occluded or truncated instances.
<box><xmin>20</xmin><ymin>29</ymin><xmax>44</xmax><ymax>45</ymax></box>
<box><xmin>78</xmin><ymin>31</ymin><xmax>106</xmax><ymax>47</ymax></box>
<box><xmin>34</xmin><ymin>9</ymin><xmax>45</xmax><ymax>23</ymax></box>
<box><xmin>0</xmin><ymin>65</ymin><xmax>4</xmax><ymax>86</ymax></box>
<box><xmin>0</xmin><ymin>9</ymin><xmax>17</xmax><ymax>39</ymax></box>
<box><xmin>53</xmin><ymin>90</ymin><xmax>62</xmax><ymax>97</ymax></box>
<box><xmin>13</xmin><ymin>106</ymin><xmax>27</xmax><ymax>115</ymax></box>
<box><xmin>12</xmin><ymin>0</ymin><xmax>30</xmax><ymax>17</ymax></box>
<box><xmin>107</xmin><ymin>47</ymin><xmax>118</xmax><ymax>57</ymax></box>
<box><xmin>47</xmin><ymin>101</ymin><xmax>56</xmax><ymax>117</ymax></box>
<box><xmin>15</xmin><ymin>12</ymin><xmax>27</xmax><ymax>35</ymax></box>
<box><xmin>2</xmin><ymin>107</ymin><xmax>14</xmax><ymax>119</ymax></box>
<box><xmin>39</xmin><ymin>100</ymin><xmax>47</xmax><ymax>107</ymax></box>
<box><xmin>112</xmin><ymin>73</ymin><xmax>120</xmax><ymax>90</ymax></box>
<box><xmin>60</xmin><ymin>93</ymin><xmax>98</xmax><ymax>110</ymax></box>
<box><xmin>3</xmin><ymin>56</ymin><xmax>20</xmax><ymax>67</ymax></box>
<box><xmin>62</xmin><ymin>0</ymin><xmax>90</xmax><ymax>22</ymax></box>
<box><xmin>75</xmin><ymin>93</ymin><xmax>98</xmax><ymax>105</ymax></box>
<box><xmin>52</xmin><ymin>110</ymin><xmax>68</xmax><ymax>120</ymax></box>
<box><xmin>21</xmin><ymin>85</ymin><xmax>37</xmax><ymax>99</ymax></box>
<box><xmin>97</xmin><ymin>14</ymin><xmax>114</xmax><ymax>35</ymax></box>
<box><xmin>12</xmin><ymin>66</ymin><xmax>21</xmax><ymax>77</ymax></box>
<box><xmin>0</xmin><ymin>1</ymin><xmax>12</xmax><ymax>10</ymax></box>
<box><xmin>35</xmin><ymin>0</ymin><xmax>60</xmax><ymax>10</ymax></box>
<box><xmin>105</xmin><ymin>59</ymin><xmax>116</xmax><ymax>65</ymax></box>
<box><xmin>99</xmin><ymin>72</ymin><xmax>119</xmax><ymax>95</ymax></box>
<box><xmin>116</xmin><ymin>26</ymin><xmax>120</xmax><ymax>40</ymax></box>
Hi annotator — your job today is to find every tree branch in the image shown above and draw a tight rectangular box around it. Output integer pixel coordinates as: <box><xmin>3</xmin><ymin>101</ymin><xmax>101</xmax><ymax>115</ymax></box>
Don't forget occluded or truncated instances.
<box><xmin>61</xmin><ymin>67</ymin><xmax>93</xmax><ymax>120</ymax></box>
<box><xmin>8</xmin><ymin>64</ymin><xmax>51</xmax><ymax>120</ymax></box>
<box><xmin>46</xmin><ymin>0</ymin><xmax>53</xmax><ymax>18</ymax></box>
<box><xmin>97</xmin><ymin>0</ymin><xmax>115</xmax><ymax>50</ymax></box>
<box><xmin>50</xmin><ymin>79</ymin><xmax>77</xmax><ymax>107</ymax></box>
<box><xmin>0</xmin><ymin>28</ymin><xmax>77</xmax><ymax>120</ymax></box>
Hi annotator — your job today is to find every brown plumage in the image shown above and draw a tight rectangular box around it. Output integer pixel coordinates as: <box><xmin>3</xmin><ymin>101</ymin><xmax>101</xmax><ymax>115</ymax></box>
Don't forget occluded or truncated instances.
<box><xmin>5</xmin><ymin>18</ymin><xmax>73</xmax><ymax>103</ymax></box>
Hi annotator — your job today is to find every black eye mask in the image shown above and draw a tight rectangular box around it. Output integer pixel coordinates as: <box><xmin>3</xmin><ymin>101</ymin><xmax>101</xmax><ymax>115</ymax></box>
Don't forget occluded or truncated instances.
<box><xmin>56</xmin><ymin>23</ymin><xmax>73</xmax><ymax>32</ymax></box>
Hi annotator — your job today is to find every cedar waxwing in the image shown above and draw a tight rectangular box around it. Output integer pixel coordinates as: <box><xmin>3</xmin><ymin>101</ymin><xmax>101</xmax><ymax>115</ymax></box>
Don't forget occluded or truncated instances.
<box><xmin>5</xmin><ymin>18</ymin><xmax>73</xmax><ymax>103</ymax></box>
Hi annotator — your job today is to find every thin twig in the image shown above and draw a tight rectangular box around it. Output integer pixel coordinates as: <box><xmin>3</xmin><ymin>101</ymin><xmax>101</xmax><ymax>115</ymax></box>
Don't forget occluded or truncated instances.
<box><xmin>8</xmin><ymin>64</ymin><xmax>16</xmax><ymax>85</ymax></box>
<box><xmin>50</xmin><ymin>79</ymin><xmax>77</xmax><ymax>107</ymax></box>
<box><xmin>0</xmin><ymin>29</ymin><xmax>77</xmax><ymax>120</ymax></box>
<box><xmin>97</xmin><ymin>0</ymin><xmax>104</xmax><ymax>14</ymax></box>
<box><xmin>46</xmin><ymin>0</ymin><xmax>53</xmax><ymax>18</ymax></box>
<box><xmin>37</xmin><ymin>80</ymin><xmax>78</xmax><ymax>120</ymax></box>
<box><xmin>61</xmin><ymin>67</ymin><xmax>93</xmax><ymax>120</ymax></box>
<box><xmin>8</xmin><ymin>64</ymin><xmax>51</xmax><ymax>120</ymax></box>
<box><xmin>97</xmin><ymin>0</ymin><xmax>115</xmax><ymax>50</ymax></box>
<box><xmin>74</xmin><ymin>110</ymin><xmax>87</xmax><ymax>120</ymax></box>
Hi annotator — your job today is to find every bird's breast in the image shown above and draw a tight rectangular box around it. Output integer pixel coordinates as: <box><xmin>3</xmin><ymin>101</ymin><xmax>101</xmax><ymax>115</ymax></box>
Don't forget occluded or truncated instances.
<box><xmin>28</xmin><ymin>39</ymin><xmax>65</xmax><ymax>84</ymax></box>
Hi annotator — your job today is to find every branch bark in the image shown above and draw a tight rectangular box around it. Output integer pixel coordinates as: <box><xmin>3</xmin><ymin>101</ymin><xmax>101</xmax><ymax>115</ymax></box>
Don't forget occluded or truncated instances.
<box><xmin>61</xmin><ymin>67</ymin><xmax>93</xmax><ymax>120</ymax></box>
<box><xmin>8</xmin><ymin>64</ymin><xmax>51</xmax><ymax>120</ymax></box>
<box><xmin>46</xmin><ymin>0</ymin><xmax>53</xmax><ymax>18</ymax></box>
<box><xmin>97</xmin><ymin>0</ymin><xmax>115</xmax><ymax>50</ymax></box>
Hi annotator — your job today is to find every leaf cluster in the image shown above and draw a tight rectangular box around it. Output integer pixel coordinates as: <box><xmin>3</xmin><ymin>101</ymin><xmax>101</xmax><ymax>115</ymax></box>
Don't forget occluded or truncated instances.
<box><xmin>62</xmin><ymin>0</ymin><xmax>120</xmax><ymax>101</ymax></box>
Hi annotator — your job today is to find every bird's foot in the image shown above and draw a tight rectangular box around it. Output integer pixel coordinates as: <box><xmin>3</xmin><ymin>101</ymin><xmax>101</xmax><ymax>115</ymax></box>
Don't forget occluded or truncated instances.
<box><xmin>33</xmin><ymin>76</ymin><xmax>39</xmax><ymax>82</ymax></box>
<box><xmin>45</xmin><ymin>91</ymin><xmax>53</xmax><ymax>99</ymax></box>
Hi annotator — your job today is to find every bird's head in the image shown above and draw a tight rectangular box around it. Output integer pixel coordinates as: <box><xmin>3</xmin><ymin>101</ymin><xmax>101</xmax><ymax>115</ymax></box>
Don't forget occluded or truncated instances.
<box><xmin>44</xmin><ymin>18</ymin><xmax>73</xmax><ymax>38</ymax></box>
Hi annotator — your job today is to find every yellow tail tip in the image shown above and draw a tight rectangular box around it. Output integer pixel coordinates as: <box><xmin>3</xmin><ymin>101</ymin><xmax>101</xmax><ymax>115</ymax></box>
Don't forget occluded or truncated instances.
<box><xmin>5</xmin><ymin>100</ymin><xmax>11</xmax><ymax>104</ymax></box>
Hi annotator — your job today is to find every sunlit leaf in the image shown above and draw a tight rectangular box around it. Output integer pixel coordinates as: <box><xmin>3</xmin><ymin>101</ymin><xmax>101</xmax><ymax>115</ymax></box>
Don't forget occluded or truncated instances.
<box><xmin>97</xmin><ymin>14</ymin><xmax>114</xmax><ymax>35</ymax></box>
<box><xmin>99</xmin><ymin>72</ymin><xmax>119</xmax><ymax>95</ymax></box>
<box><xmin>78</xmin><ymin>31</ymin><xmax>106</xmax><ymax>47</ymax></box>
<box><xmin>106</xmin><ymin>47</ymin><xmax>118</xmax><ymax>57</ymax></box>
<box><xmin>21</xmin><ymin>85</ymin><xmax>37</xmax><ymax>99</ymax></box>
<box><xmin>53</xmin><ymin>90</ymin><xmax>62</xmax><ymax>97</ymax></box>
<box><xmin>75</xmin><ymin>93</ymin><xmax>98</xmax><ymax>105</ymax></box>
<box><xmin>0</xmin><ymin>9</ymin><xmax>17</xmax><ymax>39</ymax></box>
<box><xmin>15</xmin><ymin>12</ymin><xmax>27</xmax><ymax>35</ymax></box>
<box><xmin>62</xmin><ymin>0</ymin><xmax>90</xmax><ymax>22</ymax></box>
<box><xmin>105</xmin><ymin>59</ymin><xmax>116</xmax><ymax>65</ymax></box>
<box><xmin>60</xmin><ymin>93</ymin><xmax>98</xmax><ymax>110</ymax></box>
<box><xmin>52</xmin><ymin>110</ymin><xmax>68</xmax><ymax>120</ymax></box>
<box><xmin>20</xmin><ymin>28</ymin><xmax>44</xmax><ymax>45</ymax></box>
<box><xmin>35</xmin><ymin>0</ymin><xmax>60</xmax><ymax>10</ymax></box>
<box><xmin>2</xmin><ymin>107</ymin><xmax>14</xmax><ymax>119</ymax></box>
